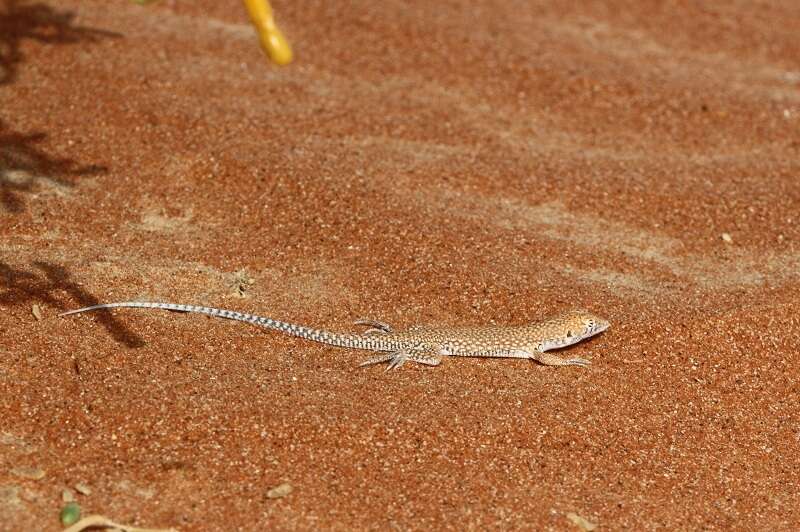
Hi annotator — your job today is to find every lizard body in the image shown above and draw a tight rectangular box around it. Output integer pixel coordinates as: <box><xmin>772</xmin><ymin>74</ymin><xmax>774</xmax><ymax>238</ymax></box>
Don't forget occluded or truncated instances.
<box><xmin>60</xmin><ymin>302</ymin><xmax>609</xmax><ymax>370</ymax></box>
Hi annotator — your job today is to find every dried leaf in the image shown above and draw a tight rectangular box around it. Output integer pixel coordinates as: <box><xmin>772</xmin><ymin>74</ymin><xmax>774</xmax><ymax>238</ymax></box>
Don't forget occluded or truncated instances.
<box><xmin>567</xmin><ymin>512</ymin><xmax>597</xmax><ymax>531</ymax></box>
<box><xmin>62</xmin><ymin>514</ymin><xmax>178</xmax><ymax>532</ymax></box>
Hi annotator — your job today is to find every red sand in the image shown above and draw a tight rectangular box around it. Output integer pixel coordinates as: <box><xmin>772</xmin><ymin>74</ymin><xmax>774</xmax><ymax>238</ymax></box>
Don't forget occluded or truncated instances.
<box><xmin>2</xmin><ymin>1</ymin><xmax>799</xmax><ymax>530</ymax></box>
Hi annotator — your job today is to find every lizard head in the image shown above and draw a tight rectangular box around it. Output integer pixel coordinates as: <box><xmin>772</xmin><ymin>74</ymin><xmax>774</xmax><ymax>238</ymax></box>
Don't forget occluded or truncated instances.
<box><xmin>572</xmin><ymin>309</ymin><xmax>610</xmax><ymax>337</ymax></box>
<box><xmin>538</xmin><ymin>309</ymin><xmax>610</xmax><ymax>351</ymax></box>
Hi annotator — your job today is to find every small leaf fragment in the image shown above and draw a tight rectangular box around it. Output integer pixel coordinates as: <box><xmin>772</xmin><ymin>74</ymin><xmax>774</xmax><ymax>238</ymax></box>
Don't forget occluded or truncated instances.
<box><xmin>60</xmin><ymin>501</ymin><xmax>81</xmax><ymax>526</ymax></box>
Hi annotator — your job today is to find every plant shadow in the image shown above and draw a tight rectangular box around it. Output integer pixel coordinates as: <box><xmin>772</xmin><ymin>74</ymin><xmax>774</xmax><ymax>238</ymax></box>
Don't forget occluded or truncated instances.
<box><xmin>0</xmin><ymin>1</ymin><xmax>119</xmax><ymax>212</ymax></box>
<box><xmin>0</xmin><ymin>0</ymin><xmax>121</xmax><ymax>85</ymax></box>
<box><xmin>0</xmin><ymin>119</ymin><xmax>107</xmax><ymax>213</ymax></box>
<box><xmin>0</xmin><ymin>261</ymin><xmax>145</xmax><ymax>348</ymax></box>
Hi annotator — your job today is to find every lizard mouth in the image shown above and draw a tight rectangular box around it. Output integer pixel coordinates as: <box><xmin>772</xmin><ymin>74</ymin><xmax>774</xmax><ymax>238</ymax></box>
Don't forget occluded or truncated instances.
<box><xmin>588</xmin><ymin>319</ymin><xmax>610</xmax><ymax>335</ymax></box>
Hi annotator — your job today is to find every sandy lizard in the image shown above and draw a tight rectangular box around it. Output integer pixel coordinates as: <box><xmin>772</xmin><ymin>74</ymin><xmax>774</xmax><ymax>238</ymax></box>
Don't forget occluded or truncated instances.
<box><xmin>60</xmin><ymin>302</ymin><xmax>610</xmax><ymax>370</ymax></box>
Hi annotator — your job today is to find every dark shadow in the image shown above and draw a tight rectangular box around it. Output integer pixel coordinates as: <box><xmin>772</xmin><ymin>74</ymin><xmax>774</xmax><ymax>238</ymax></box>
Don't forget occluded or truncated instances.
<box><xmin>0</xmin><ymin>119</ymin><xmax>107</xmax><ymax>212</ymax></box>
<box><xmin>0</xmin><ymin>0</ymin><xmax>121</xmax><ymax>85</ymax></box>
<box><xmin>0</xmin><ymin>1</ymin><xmax>117</xmax><ymax>212</ymax></box>
<box><xmin>0</xmin><ymin>261</ymin><xmax>145</xmax><ymax>348</ymax></box>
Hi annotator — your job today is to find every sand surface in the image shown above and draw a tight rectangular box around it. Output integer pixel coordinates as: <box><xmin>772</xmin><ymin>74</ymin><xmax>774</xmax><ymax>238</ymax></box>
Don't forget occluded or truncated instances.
<box><xmin>2</xmin><ymin>1</ymin><xmax>799</xmax><ymax>530</ymax></box>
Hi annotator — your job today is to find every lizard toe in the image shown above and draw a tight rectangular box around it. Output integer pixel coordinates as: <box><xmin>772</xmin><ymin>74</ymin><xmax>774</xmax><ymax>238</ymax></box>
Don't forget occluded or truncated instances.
<box><xmin>565</xmin><ymin>358</ymin><xmax>591</xmax><ymax>367</ymax></box>
<box><xmin>385</xmin><ymin>352</ymin><xmax>409</xmax><ymax>371</ymax></box>
<box><xmin>353</xmin><ymin>318</ymin><xmax>393</xmax><ymax>333</ymax></box>
<box><xmin>359</xmin><ymin>353</ymin><xmax>395</xmax><ymax>367</ymax></box>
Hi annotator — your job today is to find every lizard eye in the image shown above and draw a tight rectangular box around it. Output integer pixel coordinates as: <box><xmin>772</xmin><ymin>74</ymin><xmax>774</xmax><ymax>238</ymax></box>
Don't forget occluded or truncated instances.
<box><xmin>566</xmin><ymin>330</ymin><xmax>573</xmax><ymax>337</ymax></box>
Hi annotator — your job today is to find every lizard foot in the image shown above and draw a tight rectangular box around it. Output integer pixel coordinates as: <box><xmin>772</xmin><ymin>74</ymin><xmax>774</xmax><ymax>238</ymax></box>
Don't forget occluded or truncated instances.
<box><xmin>532</xmin><ymin>351</ymin><xmax>591</xmax><ymax>368</ymax></box>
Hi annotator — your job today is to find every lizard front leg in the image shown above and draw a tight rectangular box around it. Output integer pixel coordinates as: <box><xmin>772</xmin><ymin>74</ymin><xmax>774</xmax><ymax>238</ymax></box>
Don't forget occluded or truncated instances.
<box><xmin>531</xmin><ymin>351</ymin><xmax>590</xmax><ymax>367</ymax></box>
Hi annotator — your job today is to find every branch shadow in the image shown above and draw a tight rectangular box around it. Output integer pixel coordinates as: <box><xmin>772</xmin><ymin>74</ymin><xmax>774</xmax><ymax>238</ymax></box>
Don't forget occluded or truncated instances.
<box><xmin>0</xmin><ymin>118</ymin><xmax>107</xmax><ymax>213</ymax></box>
<box><xmin>0</xmin><ymin>6</ymin><xmax>137</xmax><ymax>343</ymax></box>
<box><xmin>0</xmin><ymin>261</ymin><xmax>145</xmax><ymax>348</ymax></box>
<box><xmin>0</xmin><ymin>1</ymin><xmax>118</xmax><ymax>212</ymax></box>
<box><xmin>0</xmin><ymin>0</ymin><xmax>121</xmax><ymax>85</ymax></box>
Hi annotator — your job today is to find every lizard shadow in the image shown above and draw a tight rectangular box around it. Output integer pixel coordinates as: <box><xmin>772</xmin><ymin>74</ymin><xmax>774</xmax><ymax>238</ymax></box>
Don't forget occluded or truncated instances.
<box><xmin>0</xmin><ymin>261</ymin><xmax>145</xmax><ymax>348</ymax></box>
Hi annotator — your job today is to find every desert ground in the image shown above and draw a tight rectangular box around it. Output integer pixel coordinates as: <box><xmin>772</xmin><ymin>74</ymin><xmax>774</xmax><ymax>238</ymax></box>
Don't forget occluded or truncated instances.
<box><xmin>1</xmin><ymin>1</ymin><xmax>799</xmax><ymax>530</ymax></box>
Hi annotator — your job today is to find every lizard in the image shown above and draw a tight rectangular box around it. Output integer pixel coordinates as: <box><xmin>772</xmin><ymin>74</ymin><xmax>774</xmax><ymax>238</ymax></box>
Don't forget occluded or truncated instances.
<box><xmin>60</xmin><ymin>302</ymin><xmax>610</xmax><ymax>370</ymax></box>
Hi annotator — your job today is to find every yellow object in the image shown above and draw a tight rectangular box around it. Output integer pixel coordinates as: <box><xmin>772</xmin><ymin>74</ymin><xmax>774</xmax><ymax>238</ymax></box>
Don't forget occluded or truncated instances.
<box><xmin>242</xmin><ymin>0</ymin><xmax>293</xmax><ymax>65</ymax></box>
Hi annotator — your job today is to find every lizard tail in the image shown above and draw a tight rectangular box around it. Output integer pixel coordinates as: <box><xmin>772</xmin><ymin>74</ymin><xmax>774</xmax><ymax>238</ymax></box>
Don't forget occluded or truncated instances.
<box><xmin>59</xmin><ymin>301</ymin><xmax>399</xmax><ymax>351</ymax></box>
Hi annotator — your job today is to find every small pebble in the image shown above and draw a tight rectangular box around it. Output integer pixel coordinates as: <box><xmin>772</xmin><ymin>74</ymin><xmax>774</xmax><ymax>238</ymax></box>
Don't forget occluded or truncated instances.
<box><xmin>11</xmin><ymin>466</ymin><xmax>45</xmax><ymax>480</ymax></box>
<box><xmin>75</xmin><ymin>482</ymin><xmax>92</xmax><ymax>495</ymax></box>
<box><xmin>721</xmin><ymin>233</ymin><xmax>733</xmax><ymax>243</ymax></box>
<box><xmin>0</xmin><ymin>432</ymin><xmax>27</xmax><ymax>446</ymax></box>
<box><xmin>266</xmin><ymin>482</ymin><xmax>292</xmax><ymax>499</ymax></box>
<box><xmin>0</xmin><ymin>486</ymin><xmax>20</xmax><ymax>505</ymax></box>
<box><xmin>62</xmin><ymin>488</ymin><xmax>75</xmax><ymax>503</ymax></box>
<box><xmin>32</xmin><ymin>304</ymin><xmax>43</xmax><ymax>321</ymax></box>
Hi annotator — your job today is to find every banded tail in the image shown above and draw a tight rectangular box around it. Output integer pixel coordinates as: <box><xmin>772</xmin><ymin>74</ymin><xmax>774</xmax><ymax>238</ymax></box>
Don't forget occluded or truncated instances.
<box><xmin>60</xmin><ymin>302</ymin><xmax>402</xmax><ymax>352</ymax></box>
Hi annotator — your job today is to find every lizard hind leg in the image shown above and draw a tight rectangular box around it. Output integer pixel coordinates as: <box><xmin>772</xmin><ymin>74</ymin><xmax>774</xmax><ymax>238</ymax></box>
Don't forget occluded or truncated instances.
<box><xmin>358</xmin><ymin>351</ymin><xmax>408</xmax><ymax>371</ymax></box>
<box><xmin>359</xmin><ymin>350</ymin><xmax>442</xmax><ymax>370</ymax></box>
<box><xmin>407</xmin><ymin>351</ymin><xmax>442</xmax><ymax>366</ymax></box>
<box><xmin>359</xmin><ymin>352</ymin><xmax>397</xmax><ymax>367</ymax></box>
<box><xmin>353</xmin><ymin>318</ymin><xmax>393</xmax><ymax>336</ymax></box>
<box><xmin>532</xmin><ymin>351</ymin><xmax>591</xmax><ymax>368</ymax></box>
